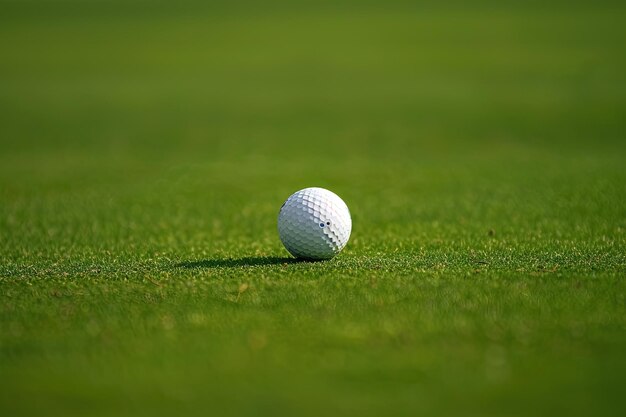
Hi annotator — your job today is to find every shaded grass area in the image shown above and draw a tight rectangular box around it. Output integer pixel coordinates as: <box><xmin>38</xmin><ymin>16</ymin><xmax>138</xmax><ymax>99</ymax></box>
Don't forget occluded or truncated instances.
<box><xmin>1</xmin><ymin>1</ymin><xmax>625</xmax><ymax>416</ymax></box>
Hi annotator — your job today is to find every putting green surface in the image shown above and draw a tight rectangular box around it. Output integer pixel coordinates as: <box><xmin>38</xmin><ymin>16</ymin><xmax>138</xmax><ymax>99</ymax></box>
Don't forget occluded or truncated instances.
<box><xmin>1</xmin><ymin>2</ymin><xmax>625</xmax><ymax>416</ymax></box>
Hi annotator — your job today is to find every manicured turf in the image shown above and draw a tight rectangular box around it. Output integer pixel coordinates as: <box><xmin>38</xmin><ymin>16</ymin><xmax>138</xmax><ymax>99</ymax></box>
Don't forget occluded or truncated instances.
<box><xmin>1</xmin><ymin>2</ymin><xmax>625</xmax><ymax>416</ymax></box>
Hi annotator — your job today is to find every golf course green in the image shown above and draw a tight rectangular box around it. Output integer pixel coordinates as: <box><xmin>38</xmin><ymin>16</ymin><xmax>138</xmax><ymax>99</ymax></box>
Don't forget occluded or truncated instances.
<box><xmin>1</xmin><ymin>1</ymin><xmax>625</xmax><ymax>416</ymax></box>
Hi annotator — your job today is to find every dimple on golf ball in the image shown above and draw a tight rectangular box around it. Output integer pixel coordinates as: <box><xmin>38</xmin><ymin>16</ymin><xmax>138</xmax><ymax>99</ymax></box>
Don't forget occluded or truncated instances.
<box><xmin>278</xmin><ymin>187</ymin><xmax>352</xmax><ymax>260</ymax></box>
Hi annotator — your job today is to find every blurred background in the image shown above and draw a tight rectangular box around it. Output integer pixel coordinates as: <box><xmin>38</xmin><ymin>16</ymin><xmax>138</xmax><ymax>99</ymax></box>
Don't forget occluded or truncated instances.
<box><xmin>2</xmin><ymin>2</ymin><xmax>624</xmax><ymax>165</ymax></box>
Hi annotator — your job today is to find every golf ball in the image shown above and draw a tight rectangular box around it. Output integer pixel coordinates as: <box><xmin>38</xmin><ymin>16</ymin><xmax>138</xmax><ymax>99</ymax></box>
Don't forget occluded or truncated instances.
<box><xmin>277</xmin><ymin>187</ymin><xmax>352</xmax><ymax>260</ymax></box>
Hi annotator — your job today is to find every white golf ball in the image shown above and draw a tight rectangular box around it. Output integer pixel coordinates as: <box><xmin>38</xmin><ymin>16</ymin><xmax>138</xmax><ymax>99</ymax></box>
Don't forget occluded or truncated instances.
<box><xmin>277</xmin><ymin>187</ymin><xmax>352</xmax><ymax>260</ymax></box>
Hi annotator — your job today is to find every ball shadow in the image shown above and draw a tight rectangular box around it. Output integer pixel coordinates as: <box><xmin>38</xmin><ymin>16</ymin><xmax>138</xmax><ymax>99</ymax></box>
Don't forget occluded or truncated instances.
<box><xmin>175</xmin><ymin>256</ymin><xmax>312</xmax><ymax>269</ymax></box>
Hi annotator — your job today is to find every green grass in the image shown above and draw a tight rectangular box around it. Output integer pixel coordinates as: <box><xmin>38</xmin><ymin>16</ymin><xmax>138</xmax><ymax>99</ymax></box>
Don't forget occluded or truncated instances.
<box><xmin>1</xmin><ymin>1</ymin><xmax>625</xmax><ymax>416</ymax></box>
